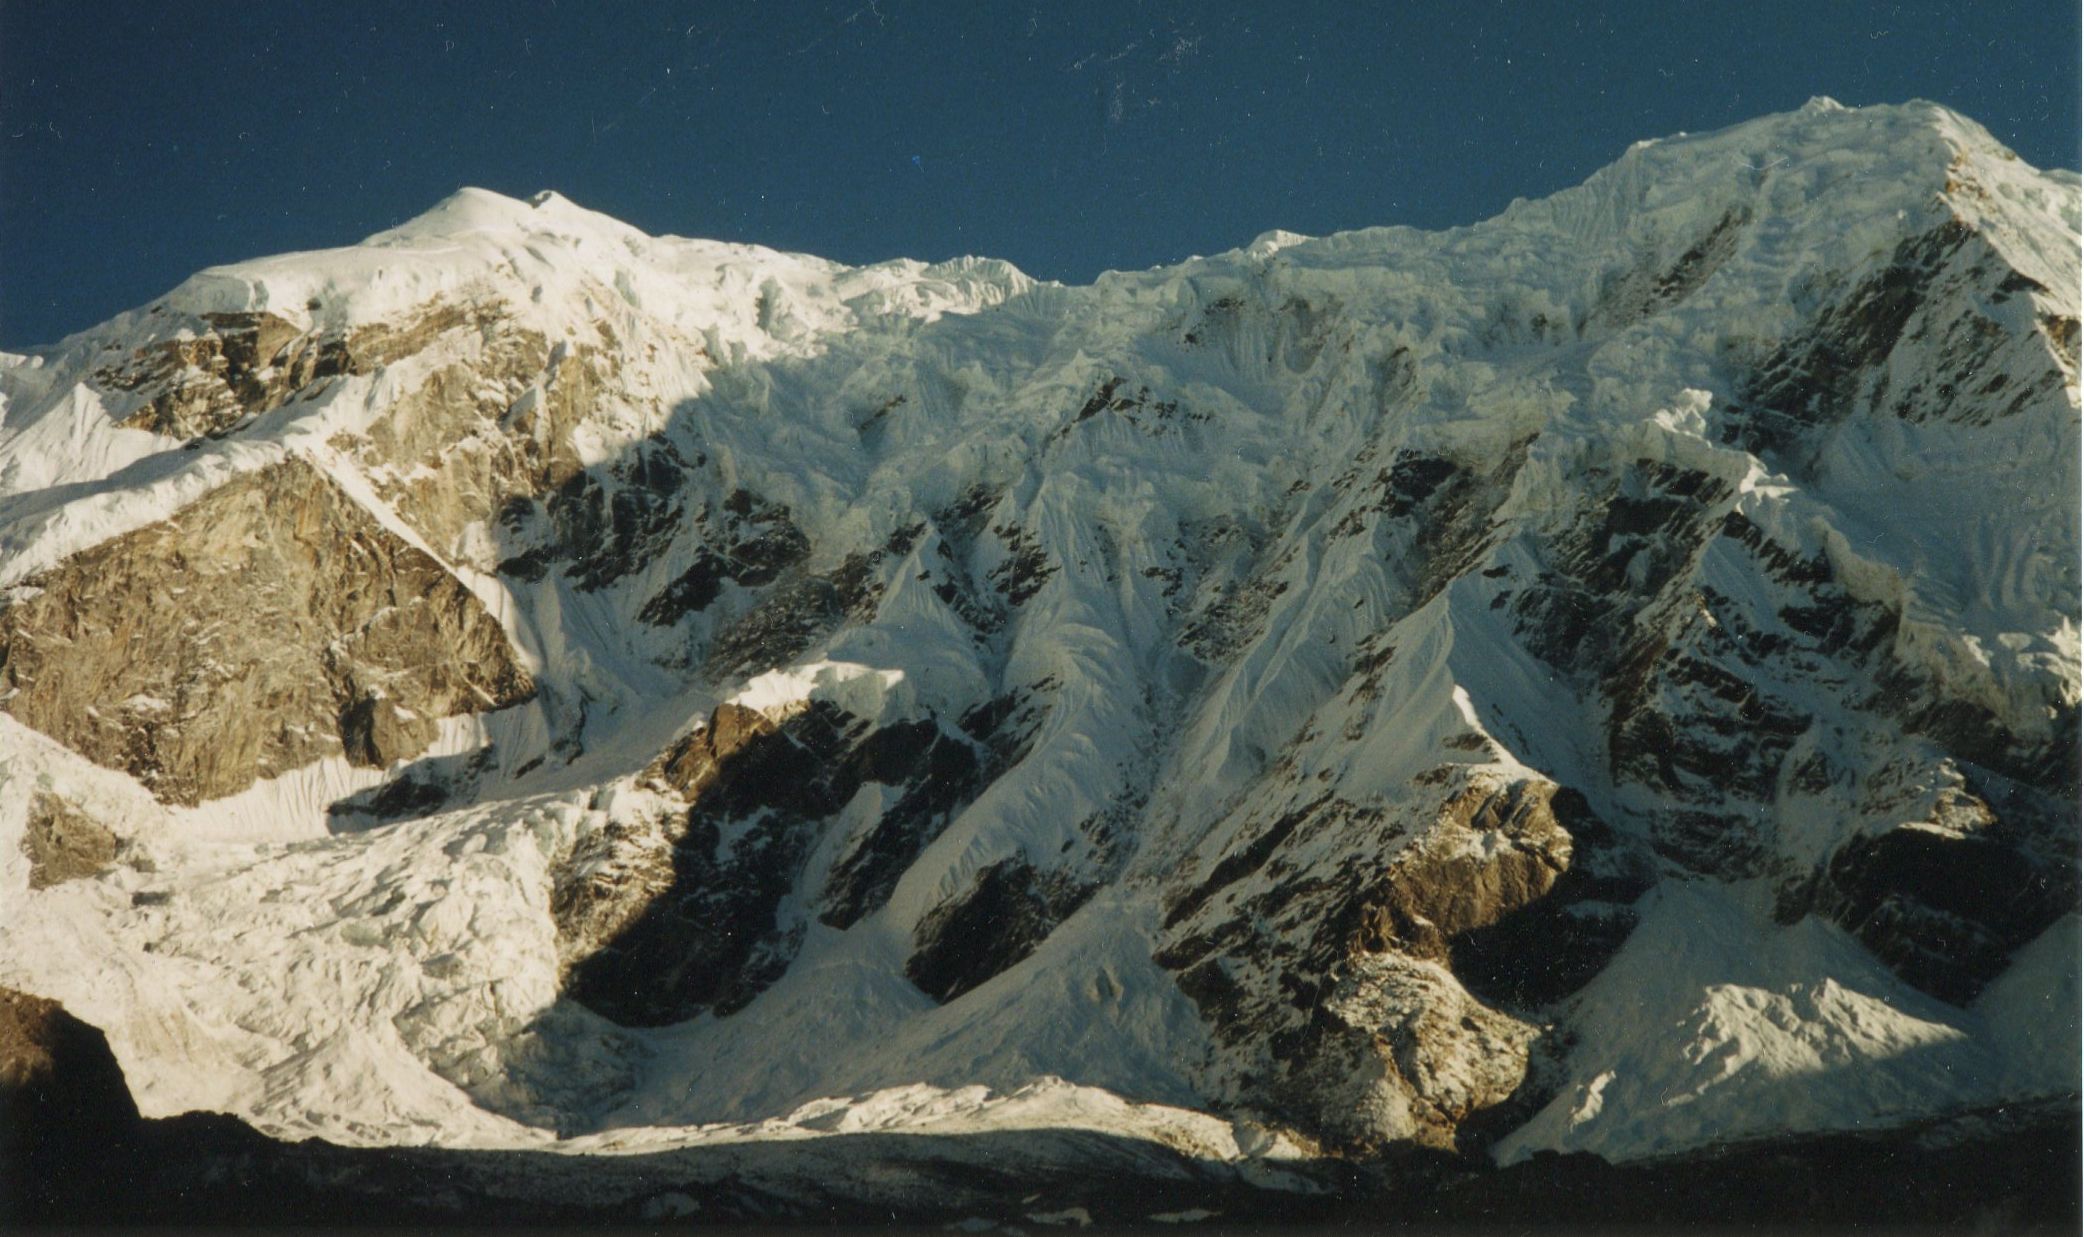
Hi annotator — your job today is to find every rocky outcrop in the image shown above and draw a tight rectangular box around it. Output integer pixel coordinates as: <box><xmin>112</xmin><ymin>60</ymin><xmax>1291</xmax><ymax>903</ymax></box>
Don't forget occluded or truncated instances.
<box><xmin>1724</xmin><ymin>214</ymin><xmax>2071</xmax><ymax>467</ymax></box>
<box><xmin>1500</xmin><ymin>432</ymin><xmax>2076</xmax><ymax>1002</ymax></box>
<box><xmin>1287</xmin><ymin>951</ymin><xmax>1542</xmax><ymax>1150</ymax></box>
<box><xmin>549</xmin><ymin>701</ymin><xmax>782</xmax><ymax>982</ymax></box>
<box><xmin>112</xmin><ymin>290</ymin><xmax>671</xmax><ymax>587</ymax></box>
<box><xmin>0</xmin><ymin>987</ymin><xmax>142</xmax><ymax>1175</ymax></box>
<box><xmin>93</xmin><ymin>300</ymin><xmax>524</xmax><ymax>443</ymax></box>
<box><xmin>1802</xmin><ymin>769</ymin><xmax>2080</xmax><ymax>1005</ymax></box>
<box><xmin>96</xmin><ymin>311</ymin><xmax>352</xmax><ymax>440</ymax></box>
<box><xmin>906</xmin><ymin>858</ymin><xmax>1094</xmax><ymax>1003</ymax></box>
<box><xmin>315</xmin><ymin>302</ymin><xmax>669</xmax><ymax>580</ymax></box>
<box><xmin>819</xmin><ymin>719</ymin><xmax>984</xmax><ymax>930</ymax></box>
<box><xmin>1447</xmin><ymin>801</ymin><xmax>1654</xmax><ymax>1009</ymax></box>
<box><xmin>1586</xmin><ymin>206</ymin><xmax>1753</xmax><ymax>332</ymax></box>
<box><xmin>556</xmin><ymin>701</ymin><xmax>992</xmax><ymax>1025</ymax></box>
<box><xmin>634</xmin><ymin>488</ymin><xmax>810</xmax><ymax>627</ymax></box>
<box><xmin>0</xmin><ymin>458</ymin><xmax>534</xmax><ymax>804</ymax></box>
<box><xmin>19</xmin><ymin>793</ymin><xmax>120</xmax><ymax>889</ymax></box>
<box><xmin>1340</xmin><ymin>781</ymin><xmax>1576</xmax><ymax>963</ymax></box>
<box><xmin>1158</xmin><ymin>775</ymin><xmax>1636</xmax><ymax>1151</ymax></box>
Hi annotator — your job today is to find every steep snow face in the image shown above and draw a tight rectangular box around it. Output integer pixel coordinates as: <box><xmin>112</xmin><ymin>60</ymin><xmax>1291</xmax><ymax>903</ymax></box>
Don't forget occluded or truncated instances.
<box><xmin>0</xmin><ymin>99</ymin><xmax>2076</xmax><ymax>1167</ymax></box>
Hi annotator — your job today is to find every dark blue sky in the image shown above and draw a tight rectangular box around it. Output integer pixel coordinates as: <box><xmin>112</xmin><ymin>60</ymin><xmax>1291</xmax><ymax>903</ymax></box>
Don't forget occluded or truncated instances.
<box><xmin>2</xmin><ymin>1</ymin><xmax>2076</xmax><ymax>347</ymax></box>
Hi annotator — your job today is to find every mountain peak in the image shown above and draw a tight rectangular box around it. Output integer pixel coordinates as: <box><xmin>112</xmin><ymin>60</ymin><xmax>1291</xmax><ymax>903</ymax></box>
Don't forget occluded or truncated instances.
<box><xmin>0</xmin><ymin>102</ymin><xmax>2074</xmax><ymax>1187</ymax></box>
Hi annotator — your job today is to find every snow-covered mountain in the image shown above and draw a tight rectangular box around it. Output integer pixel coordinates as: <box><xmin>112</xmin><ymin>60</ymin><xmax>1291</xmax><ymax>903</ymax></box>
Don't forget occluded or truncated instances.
<box><xmin>1</xmin><ymin>97</ymin><xmax>2076</xmax><ymax>1181</ymax></box>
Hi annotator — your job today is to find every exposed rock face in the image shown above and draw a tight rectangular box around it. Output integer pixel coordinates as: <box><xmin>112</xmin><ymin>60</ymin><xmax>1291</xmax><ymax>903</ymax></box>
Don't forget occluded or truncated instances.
<box><xmin>1344</xmin><ymin>781</ymin><xmax>1577</xmax><ymax>962</ymax></box>
<box><xmin>555</xmin><ymin>701</ymin><xmax>858</xmax><ymax>1023</ymax></box>
<box><xmin>1158</xmin><ymin>774</ymin><xmax>1640</xmax><ymax>1149</ymax></box>
<box><xmin>1448</xmin><ymin>801</ymin><xmax>1654</xmax><ymax>1009</ymax></box>
<box><xmin>1808</xmin><ymin>783</ymin><xmax>2079</xmax><ymax>1004</ymax></box>
<box><xmin>1484</xmin><ymin>219</ymin><xmax>2083</xmax><ymax>985</ymax></box>
<box><xmin>349</xmin><ymin>311</ymin><xmax>638</xmax><ymax>572</ymax></box>
<box><xmin>549</xmin><ymin>701</ymin><xmax>782</xmax><ymax>983</ymax></box>
<box><xmin>634</xmin><ymin>488</ymin><xmax>810</xmax><ymax>627</ymax></box>
<box><xmin>20</xmin><ymin>792</ymin><xmax>120</xmax><ymax>889</ymax></box>
<box><xmin>0</xmin><ymin>457</ymin><xmax>535</xmax><ymax>804</ymax></box>
<box><xmin>93</xmin><ymin>300</ymin><xmax>538</xmax><ymax>444</ymax></box>
<box><xmin>0</xmin><ymin>987</ymin><xmax>141</xmax><ymax>1165</ymax></box>
<box><xmin>907</xmin><ymin>858</ymin><xmax>1094</xmax><ymax>1003</ymax></box>
<box><xmin>819</xmin><ymin>716</ymin><xmax>986</xmax><ymax>929</ymax></box>
<box><xmin>97</xmin><ymin>311</ymin><xmax>353</xmax><ymax>440</ymax></box>
<box><xmin>556</xmin><ymin>699</ymin><xmax>992</xmax><ymax>1024</ymax></box>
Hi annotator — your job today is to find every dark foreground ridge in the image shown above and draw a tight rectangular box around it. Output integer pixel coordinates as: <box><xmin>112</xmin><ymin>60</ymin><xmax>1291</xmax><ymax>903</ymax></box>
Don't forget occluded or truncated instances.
<box><xmin>5</xmin><ymin>988</ymin><xmax>2076</xmax><ymax>1233</ymax></box>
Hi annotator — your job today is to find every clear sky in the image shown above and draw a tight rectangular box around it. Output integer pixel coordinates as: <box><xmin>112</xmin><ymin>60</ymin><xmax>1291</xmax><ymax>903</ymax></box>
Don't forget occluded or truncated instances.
<box><xmin>2</xmin><ymin>0</ymin><xmax>2077</xmax><ymax>347</ymax></box>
